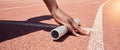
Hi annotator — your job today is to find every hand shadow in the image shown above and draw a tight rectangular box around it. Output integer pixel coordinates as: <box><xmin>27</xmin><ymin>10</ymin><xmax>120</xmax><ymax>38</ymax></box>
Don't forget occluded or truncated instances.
<box><xmin>0</xmin><ymin>15</ymin><xmax>70</xmax><ymax>42</ymax></box>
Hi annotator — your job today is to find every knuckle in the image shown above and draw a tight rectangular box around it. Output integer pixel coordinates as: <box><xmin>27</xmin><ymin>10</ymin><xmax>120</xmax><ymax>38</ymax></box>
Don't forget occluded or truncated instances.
<box><xmin>74</xmin><ymin>25</ymin><xmax>79</xmax><ymax>29</ymax></box>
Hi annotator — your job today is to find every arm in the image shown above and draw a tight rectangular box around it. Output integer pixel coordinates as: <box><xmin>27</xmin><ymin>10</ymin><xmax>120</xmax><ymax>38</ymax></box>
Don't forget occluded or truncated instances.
<box><xmin>43</xmin><ymin>0</ymin><xmax>58</xmax><ymax>12</ymax></box>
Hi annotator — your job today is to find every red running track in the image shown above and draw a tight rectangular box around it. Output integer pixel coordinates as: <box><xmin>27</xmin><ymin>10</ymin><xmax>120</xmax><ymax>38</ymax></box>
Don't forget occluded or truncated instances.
<box><xmin>0</xmin><ymin>0</ymin><xmax>120</xmax><ymax>50</ymax></box>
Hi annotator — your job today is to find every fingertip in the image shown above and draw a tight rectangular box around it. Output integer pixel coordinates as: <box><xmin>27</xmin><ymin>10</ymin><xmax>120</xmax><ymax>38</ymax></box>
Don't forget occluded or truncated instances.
<box><xmin>76</xmin><ymin>34</ymin><xmax>80</xmax><ymax>37</ymax></box>
<box><xmin>73</xmin><ymin>33</ymin><xmax>80</xmax><ymax>37</ymax></box>
<box><xmin>84</xmin><ymin>30</ymin><xmax>92</xmax><ymax>36</ymax></box>
<box><xmin>88</xmin><ymin>31</ymin><xmax>92</xmax><ymax>35</ymax></box>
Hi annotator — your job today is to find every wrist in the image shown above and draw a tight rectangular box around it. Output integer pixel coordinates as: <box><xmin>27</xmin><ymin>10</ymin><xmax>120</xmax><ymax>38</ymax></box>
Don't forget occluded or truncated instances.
<box><xmin>51</xmin><ymin>8</ymin><xmax>59</xmax><ymax>13</ymax></box>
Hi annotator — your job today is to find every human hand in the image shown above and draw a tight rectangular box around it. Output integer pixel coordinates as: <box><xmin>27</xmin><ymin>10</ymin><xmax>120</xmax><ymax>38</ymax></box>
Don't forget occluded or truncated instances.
<box><xmin>51</xmin><ymin>9</ymin><xmax>91</xmax><ymax>36</ymax></box>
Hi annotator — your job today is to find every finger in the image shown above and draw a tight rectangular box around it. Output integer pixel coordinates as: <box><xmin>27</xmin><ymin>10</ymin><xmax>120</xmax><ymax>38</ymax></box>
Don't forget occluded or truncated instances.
<box><xmin>53</xmin><ymin>18</ymin><xmax>63</xmax><ymax>25</ymax></box>
<box><xmin>55</xmin><ymin>20</ymin><xmax>63</xmax><ymax>25</ymax></box>
<box><xmin>69</xmin><ymin>19</ymin><xmax>80</xmax><ymax>32</ymax></box>
<box><xmin>65</xmin><ymin>24</ymin><xmax>80</xmax><ymax>36</ymax></box>
<box><xmin>69</xmin><ymin>20</ymin><xmax>91</xmax><ymax>35</ymax></box>
<box><xmin>80</xmin><ymin>27</ymin><xmax>92</xmax><ymax>35</ymax></box>
<box><xmin>76</xmin><ymin>27</ymin><xmax>91</xmax><ymax>35</ymax></box>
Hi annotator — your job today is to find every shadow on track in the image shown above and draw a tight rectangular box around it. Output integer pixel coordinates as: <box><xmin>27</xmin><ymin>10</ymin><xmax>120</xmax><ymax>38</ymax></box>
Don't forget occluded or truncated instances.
<box><xmin>0</xmin><ymin>15</ymin><xmax>70</xmax><ymax>42</ymax></box>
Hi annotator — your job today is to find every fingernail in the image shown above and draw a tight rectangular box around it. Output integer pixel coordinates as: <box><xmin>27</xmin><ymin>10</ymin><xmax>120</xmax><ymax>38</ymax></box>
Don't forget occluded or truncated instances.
<box><xmin>76</xmin><ymin>34</ymin><xmax>80</xmax><ymax>36</ymax></box>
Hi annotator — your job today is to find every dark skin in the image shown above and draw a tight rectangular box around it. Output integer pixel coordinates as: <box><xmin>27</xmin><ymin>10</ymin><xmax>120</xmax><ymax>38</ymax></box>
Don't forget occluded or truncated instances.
<box><xmin>43</xmin><ymin>0</ymin><xmax>91</xmax><ymax>36</ymax></box>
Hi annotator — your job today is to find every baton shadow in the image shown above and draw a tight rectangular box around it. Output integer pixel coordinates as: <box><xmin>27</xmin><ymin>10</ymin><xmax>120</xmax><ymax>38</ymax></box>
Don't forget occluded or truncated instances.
<box><xmin>0</xmin><ymin>15</ymin><xmax>70</xmax><ymax>42</ymax></box>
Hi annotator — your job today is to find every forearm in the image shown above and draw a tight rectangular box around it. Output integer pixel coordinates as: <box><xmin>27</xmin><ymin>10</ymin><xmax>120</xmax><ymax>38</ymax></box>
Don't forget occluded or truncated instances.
<box><xmin>43</xmin><ymin>0</ymin><xmax>59</xmax><ymax>12</ymax></box>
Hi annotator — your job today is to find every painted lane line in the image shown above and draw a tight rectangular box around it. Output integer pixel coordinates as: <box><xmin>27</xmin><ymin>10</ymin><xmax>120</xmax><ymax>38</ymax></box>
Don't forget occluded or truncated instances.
<box><xmin>0</xmin><ymin>4</ymin><xmax>41</xmax><ymax>11</ymax></box>
<box><xmin>88</xmin><ymin>0</ymin><xmax>110</xmax><ymax>50</ymax></box>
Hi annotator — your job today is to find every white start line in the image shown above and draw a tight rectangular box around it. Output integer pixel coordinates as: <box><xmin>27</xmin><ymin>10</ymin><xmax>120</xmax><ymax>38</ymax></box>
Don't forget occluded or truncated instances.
<box><xmin>87</xmin><ymin>0</ymin><xmax>110</xmax><ymax>50</ymax></box>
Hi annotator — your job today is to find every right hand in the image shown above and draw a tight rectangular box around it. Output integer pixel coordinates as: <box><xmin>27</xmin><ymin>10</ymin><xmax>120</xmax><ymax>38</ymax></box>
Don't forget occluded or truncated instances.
<box><xmin>51</xmin><ymin>9</ymin><xmax>91</xmax><ymax>36</ymax></box>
